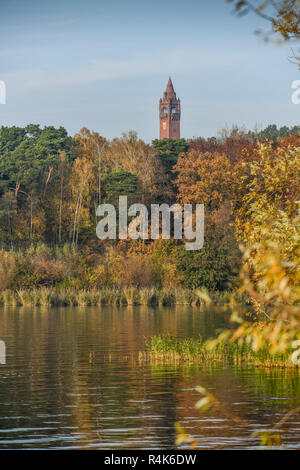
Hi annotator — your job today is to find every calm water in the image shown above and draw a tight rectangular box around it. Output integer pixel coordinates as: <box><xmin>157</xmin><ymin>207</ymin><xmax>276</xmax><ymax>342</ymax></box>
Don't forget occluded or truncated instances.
<box><xmin>0</xmin><ymin>305</ymin><xmax>299</xmax><ymax>450</ymax></box>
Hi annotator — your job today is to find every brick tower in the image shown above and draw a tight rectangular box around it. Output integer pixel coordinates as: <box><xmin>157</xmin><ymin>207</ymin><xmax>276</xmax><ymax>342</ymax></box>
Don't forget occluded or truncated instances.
<box><xmin>159</xmin><ymin>77</ymin><xmax>181</xmax><ymax>139</ymax></box>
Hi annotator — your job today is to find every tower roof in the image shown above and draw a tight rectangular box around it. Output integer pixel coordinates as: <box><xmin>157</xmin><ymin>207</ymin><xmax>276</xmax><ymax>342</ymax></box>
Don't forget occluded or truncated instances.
<box><xmin>166</xmin><ymin>76</ymin><xmax>174</xmax><ymax>91</ymax></box>
<box><xmin>164</xmin><ymin>76</ymin><xmax>176</xmax><ymax>98</ymax></box>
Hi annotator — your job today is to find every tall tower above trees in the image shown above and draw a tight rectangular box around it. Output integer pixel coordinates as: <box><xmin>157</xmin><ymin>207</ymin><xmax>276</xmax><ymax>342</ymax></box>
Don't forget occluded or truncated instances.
<box><xmin>159</xmin><ymin>77</ymin><xmax>181</xmax><ymax>139</ymax></box>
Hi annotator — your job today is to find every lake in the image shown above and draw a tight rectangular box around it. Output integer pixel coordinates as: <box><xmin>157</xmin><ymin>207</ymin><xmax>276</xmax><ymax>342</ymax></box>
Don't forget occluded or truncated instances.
<box><xmin>0</xmin><ymin>305</ymin><xmax>299</xmax><ymax>449</ymax></box>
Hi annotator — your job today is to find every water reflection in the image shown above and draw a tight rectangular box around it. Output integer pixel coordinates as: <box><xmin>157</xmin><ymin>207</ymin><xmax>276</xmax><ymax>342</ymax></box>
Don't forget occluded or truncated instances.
<box><xmin>0</xmin><ymin>306</ymin><xmax>299</xmax><ymax>449</ymax></box>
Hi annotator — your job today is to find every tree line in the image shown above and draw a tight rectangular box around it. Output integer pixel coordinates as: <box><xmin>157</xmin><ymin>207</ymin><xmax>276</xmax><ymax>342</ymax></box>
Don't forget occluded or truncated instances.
<box><xmin>0</xmin><ymin>122</ymin><xmax>299</xmax><ymax>291</ymax></box>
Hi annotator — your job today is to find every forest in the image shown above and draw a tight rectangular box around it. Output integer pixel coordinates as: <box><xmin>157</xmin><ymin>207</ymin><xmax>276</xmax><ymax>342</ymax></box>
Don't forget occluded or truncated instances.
<box><xmin>0</xmin><ymin>123</ymin><xmax>299</xmax><ymax>297</ymax></box>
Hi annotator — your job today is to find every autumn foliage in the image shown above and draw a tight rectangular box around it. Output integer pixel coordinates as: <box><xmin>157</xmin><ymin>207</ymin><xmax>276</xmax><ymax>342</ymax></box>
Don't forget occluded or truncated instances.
<box><xmin>0</xmin><ymin>124</ymin><xmax>299</xmax><ymax>299</ymax></box>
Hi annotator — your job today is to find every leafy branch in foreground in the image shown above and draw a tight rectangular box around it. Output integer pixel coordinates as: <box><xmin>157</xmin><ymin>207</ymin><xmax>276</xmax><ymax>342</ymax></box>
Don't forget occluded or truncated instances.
<box><xmin>228</xmin><ymin>0</ymin><xmax>300</xmax><ymax>66</ymax></box>
<box><xmin>209</xmin><ymin>143</ymin><xmax>300</xmax><ymax>355</ymax></box>
<box><xmin>228</xmin><ymin>0</ymin><xmax>300</xmax><ymax>41</ymax></box>
<box><xmin>175</xmin><ymin>141</ymin><xmax>300</xmax><ymax>448</ymax></box>
<box><xmin>176</xmin><ymin>386</ymin><xmax>300</xmax><ymax>448</ymax></box>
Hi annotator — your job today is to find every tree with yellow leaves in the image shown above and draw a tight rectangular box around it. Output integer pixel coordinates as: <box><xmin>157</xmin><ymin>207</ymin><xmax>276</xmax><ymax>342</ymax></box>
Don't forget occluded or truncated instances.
<box><xmin>211</xmin><ymin>141</ymin><xmax>300</xmax><ymax>355</ymax></box>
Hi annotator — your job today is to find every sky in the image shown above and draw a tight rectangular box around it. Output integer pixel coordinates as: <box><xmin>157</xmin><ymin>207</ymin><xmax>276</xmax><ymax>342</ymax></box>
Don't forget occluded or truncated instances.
<box><xmin>0</xmin><ymin>0</ymin><xmax>299</xmax><ymax>142</ymax></box>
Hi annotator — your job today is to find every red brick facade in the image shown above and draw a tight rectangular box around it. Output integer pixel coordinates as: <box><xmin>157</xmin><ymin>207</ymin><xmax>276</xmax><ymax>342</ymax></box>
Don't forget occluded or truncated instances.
<box><xmin>159</xmin><ymin>77</ymin><xmax>181</xmax><ymax>139</ymax></box>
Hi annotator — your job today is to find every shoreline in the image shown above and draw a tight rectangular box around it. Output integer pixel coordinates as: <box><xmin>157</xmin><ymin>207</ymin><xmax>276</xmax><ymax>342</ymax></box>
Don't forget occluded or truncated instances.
<box><xmin>0</xmin><ymin>287</ymin><xmax>238</xmax><ymax>307</ymax></box>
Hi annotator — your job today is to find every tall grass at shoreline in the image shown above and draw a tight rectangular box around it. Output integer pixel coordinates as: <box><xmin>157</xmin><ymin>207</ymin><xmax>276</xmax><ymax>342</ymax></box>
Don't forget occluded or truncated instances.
<box><xmin>141</xmin><ymin>335</ymin><xmax>298</xmax><ymax>369</ymax></box>
<box><xmin>0</xmin><ymin>287</ymin><xmax>229</xmax><ymax>307</ymax></box>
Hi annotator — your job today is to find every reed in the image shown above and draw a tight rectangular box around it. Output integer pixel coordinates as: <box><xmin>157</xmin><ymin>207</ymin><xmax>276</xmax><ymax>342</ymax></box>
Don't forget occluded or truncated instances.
<box><xmin>122</xmin><ymin>287</ymin><xmax>139</xmax><ymax>305</ymax></box>
<box><xmin>0</xmin><ymin>287</ymin><xmax>242</xmax><ymax>308</ymax></box>
<box><xmin>174</xmin><ymin>288</ymin><xmax>199</xmax><ymax>306</ymax></box>
<box><xmin>0</xmin><ymin>290</ymin><xmax>19</xmax><ymax>306</ymax></box>
<box><xmin>142</xmin><ymin>335</ymin><xmax>298</xmax><ymax>369</ymax></box>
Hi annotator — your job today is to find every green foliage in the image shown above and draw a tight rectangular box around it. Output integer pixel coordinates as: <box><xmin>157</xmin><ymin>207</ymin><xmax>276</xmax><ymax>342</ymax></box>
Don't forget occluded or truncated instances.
<box><xmin>248</xmin><ymin>124</ymin><xmax>300</xmax><ymax>141</ymax></box>
<box><xmin>0</xmin><ymin>126</ymin><xmax>26</xmax><ymax>155</ymax></box>
<box><xmin>176</xmin><ymin>231</ymin><xmax>236</xmax><ymax>290</ymax></box>
<box><xmin>0</xmin><ymin>124</ymin><xmax>74</xmax><ymax>196</ymax></box>
<box><xmin>152</xmin><ymin>138</ymin><xmax>189</xmax><ymax>175</ymax></box>
<box><xmin>103</xmin><ymin>171</ymin><xmax>139</xmax><ymax>206</ymax></box>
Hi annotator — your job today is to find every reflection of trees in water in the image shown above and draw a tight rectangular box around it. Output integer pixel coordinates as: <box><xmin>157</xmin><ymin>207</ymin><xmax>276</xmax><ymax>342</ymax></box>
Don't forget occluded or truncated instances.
<box><xmin>136</xmin><ymin>364</ymin><xmax>179</xmax><ymax>448</ymax></box>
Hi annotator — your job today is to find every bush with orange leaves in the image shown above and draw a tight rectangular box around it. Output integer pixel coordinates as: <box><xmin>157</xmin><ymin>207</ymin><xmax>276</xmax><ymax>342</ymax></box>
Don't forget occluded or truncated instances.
<box><xmin>174</xmin><ymin>150</ymin><xmax>233</xmax><ymax>211</ymax></box>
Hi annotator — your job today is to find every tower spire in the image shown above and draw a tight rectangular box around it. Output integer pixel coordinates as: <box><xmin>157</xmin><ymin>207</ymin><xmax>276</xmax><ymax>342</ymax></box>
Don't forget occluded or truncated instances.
<box><xmin>165</xmin><ymin>76</ymin><xmax>176</xmax><ymax>98</ymax></box>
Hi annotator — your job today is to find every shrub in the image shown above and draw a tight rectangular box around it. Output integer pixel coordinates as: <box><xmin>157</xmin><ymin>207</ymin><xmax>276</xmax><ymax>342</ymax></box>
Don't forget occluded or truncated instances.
<box><xmin>122</xmin><ymin>255</ymin><xmax>157</xmax><ymax>287</ymax></box>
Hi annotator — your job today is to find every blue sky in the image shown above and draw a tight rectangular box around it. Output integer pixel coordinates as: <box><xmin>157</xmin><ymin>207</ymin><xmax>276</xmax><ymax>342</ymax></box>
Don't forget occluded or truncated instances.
<box><xmin>0</xmin><ymin>0</ymin><xmax>299</xmax><ymax>141</ymax></box>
